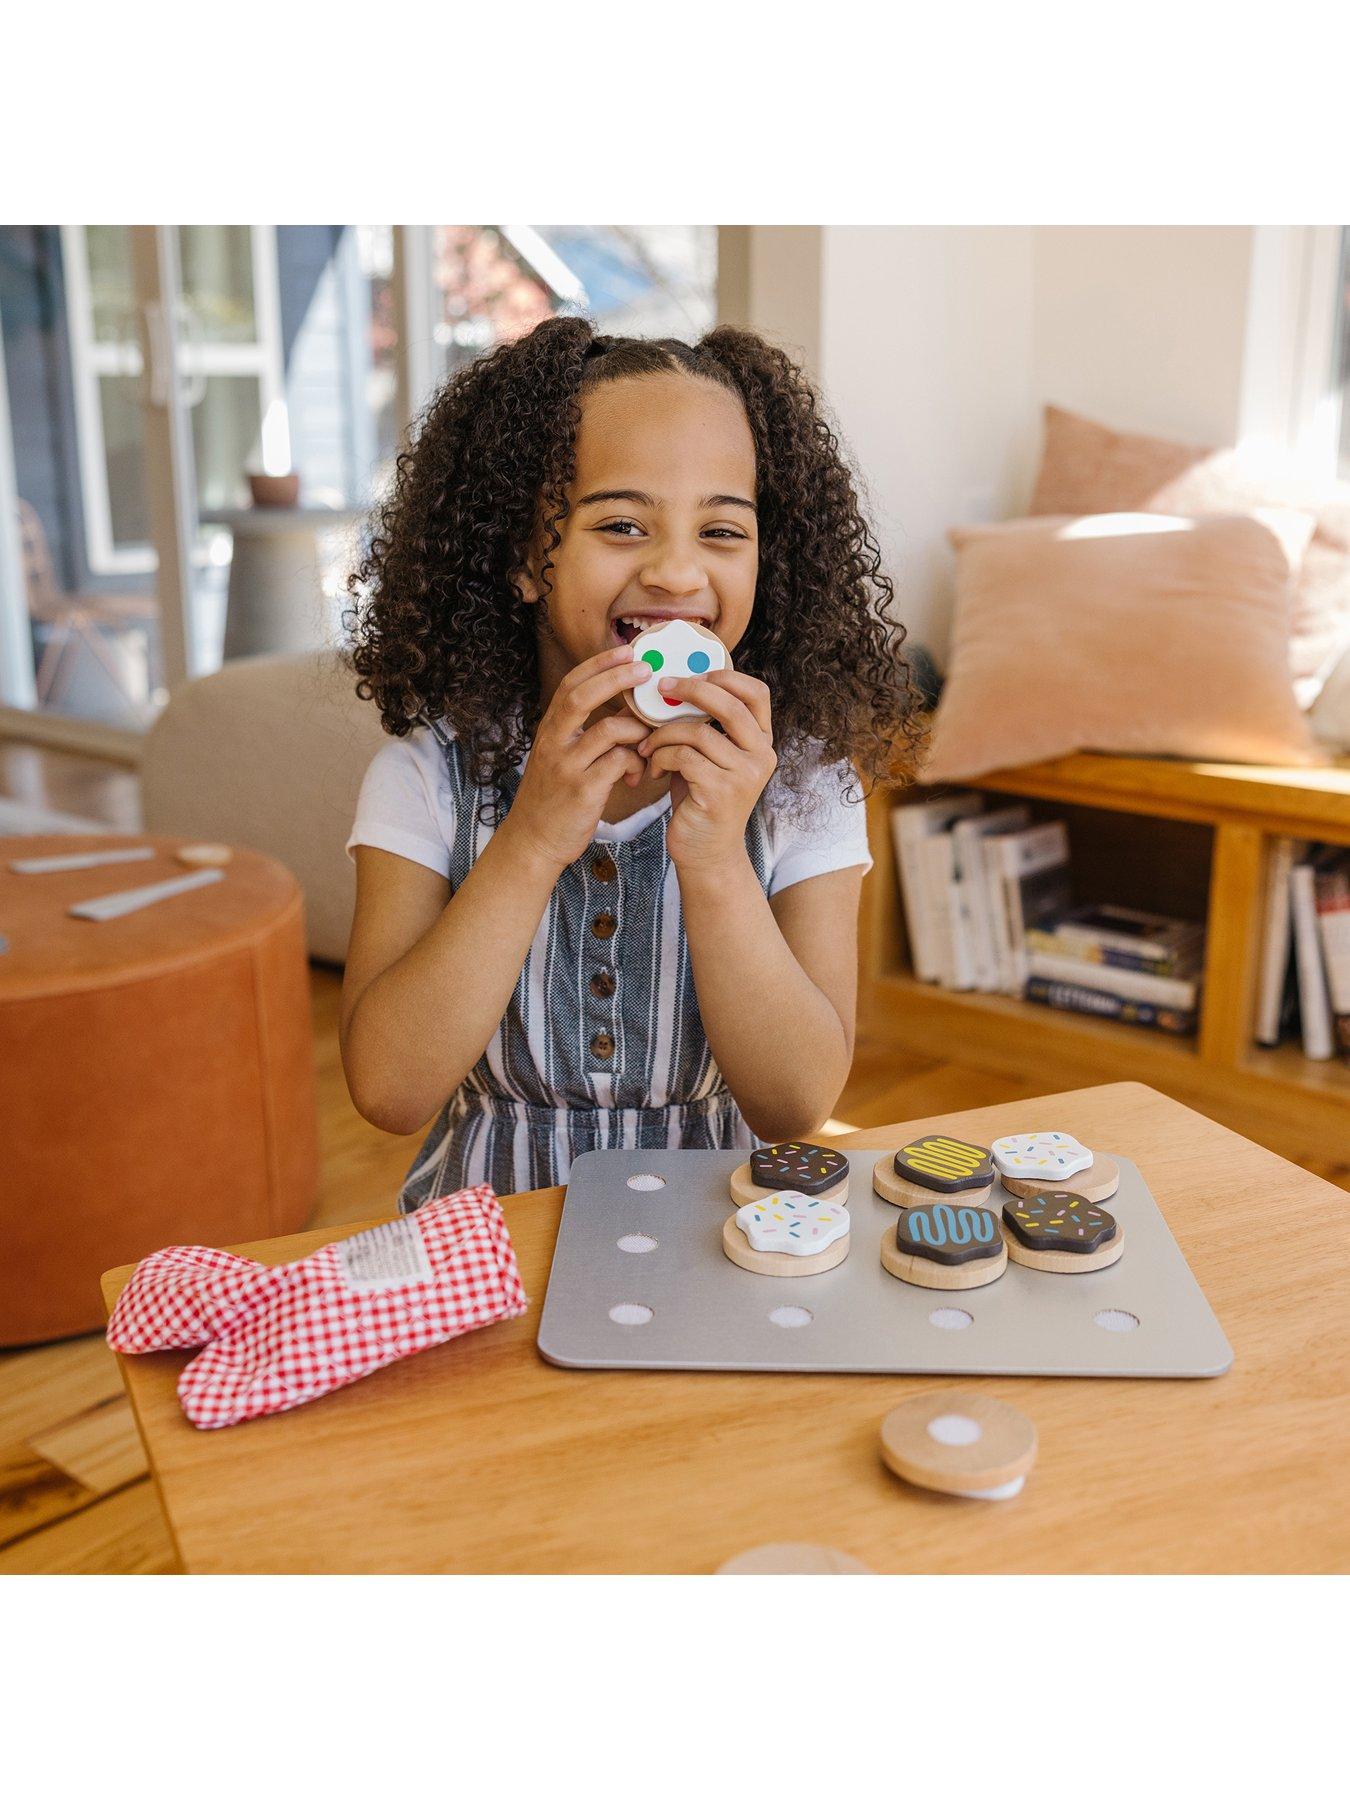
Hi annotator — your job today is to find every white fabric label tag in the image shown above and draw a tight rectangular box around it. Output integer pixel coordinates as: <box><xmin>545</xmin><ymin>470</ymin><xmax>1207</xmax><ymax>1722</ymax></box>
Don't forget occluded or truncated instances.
<box><xmin>338</xmin><ymin>1218</ymin><xmax>434</xmax><ymax>1291</ymax></box>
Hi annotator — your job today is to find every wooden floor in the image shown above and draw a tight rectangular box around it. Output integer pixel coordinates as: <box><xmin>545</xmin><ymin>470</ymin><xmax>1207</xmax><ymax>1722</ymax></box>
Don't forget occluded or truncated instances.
<box><xmin>3</xmin><ymin>745</ymin><xmax>1346</xmax><ymax>1575</ymax></box>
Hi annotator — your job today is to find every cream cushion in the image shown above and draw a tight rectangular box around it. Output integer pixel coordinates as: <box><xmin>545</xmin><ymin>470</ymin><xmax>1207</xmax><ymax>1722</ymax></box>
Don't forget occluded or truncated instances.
<box><xmin>924</xmin><ymin>512</ymin><xmax>1323</xmax><ymax>784</ymax></box>
<box><xmin>142</xmin><ymin>651</ymin><xmax>386</xmax><ymax>963</ymax></box>
<box><xmin>1029</xmin><ymin>404</ymin><xmax>1350</xmax><ymax>703</ymax></box>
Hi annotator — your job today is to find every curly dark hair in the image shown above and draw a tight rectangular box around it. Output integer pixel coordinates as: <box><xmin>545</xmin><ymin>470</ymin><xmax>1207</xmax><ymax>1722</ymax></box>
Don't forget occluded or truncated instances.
<box><xmin>345</xmin><ymin>316</ymin><xmax>921</xmax><ymax>799</ymax></box>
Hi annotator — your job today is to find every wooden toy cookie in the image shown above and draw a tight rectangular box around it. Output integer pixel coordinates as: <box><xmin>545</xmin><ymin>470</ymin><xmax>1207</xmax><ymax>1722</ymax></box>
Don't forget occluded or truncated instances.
<box><xmin>716</xmin><ymin>1542</ymin><xmax>871</xmax><ymax>1574</ymax></box>
<box><xmin>880</xmin><ymin>1202</ymin><xmax>1006</xmax><ymax>1290</ymax></box>
<box><xmin>729</xmin><ymin>1142</ymin><xmax>850</xmax><ymax>1207</ymax></box>
<box><xmin>872</xmin><ymin>1135</ymin><xmax>994</xmax><ymax>1209</ymax></box>
<box><xmin>723</xmin><ymin>1193</ymin><xmax>850</xmax><ymax>1278</ymax></box>
<box><xmin>624</xmin><ymin>619</ymin><xmax>729</xmax><ymax>724</ymax></box>
<box><xmin>991</xmin><ymin>1130</ymin><xmax>1092</xmax><ymax>1181</ymax></box>
<box><xmin>1001</xmin><ymin>1192</ymin><xmax>1125</xmax><ymax>1273</ymax></box>
<box><xmin>880</xmin><ymin>1390</ymin><xmax>1037</xmax><ymax>1500</ymax></box>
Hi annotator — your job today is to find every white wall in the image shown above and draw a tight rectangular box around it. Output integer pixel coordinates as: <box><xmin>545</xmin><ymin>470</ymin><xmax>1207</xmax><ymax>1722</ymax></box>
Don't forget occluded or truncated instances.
<box><xmin>821</xmin><ymin>226</ymin><xmax>1037</xmax><ymax>655</ymax></box>
<box><xmin>1031</xmin><ymin>227</ymin><xmax>1254</xmax><ymax>447</ymax></box>
<box><xmin>810</xmin><ymin>226</ymin><xmax>1259</xmax><ymax>660</ymax></box>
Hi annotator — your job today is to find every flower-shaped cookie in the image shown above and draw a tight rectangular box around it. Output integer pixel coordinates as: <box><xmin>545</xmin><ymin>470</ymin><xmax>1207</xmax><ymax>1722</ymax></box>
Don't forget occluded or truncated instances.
<box><xmin>733</xmin><ymin>1194</ymin><xmax>850</xmax><ymax>1257</ymax></box>
<box><xmin>991</xmin><ymin>1131</ymin><xmax>1092</xmax><ymax>1180</ymax></box>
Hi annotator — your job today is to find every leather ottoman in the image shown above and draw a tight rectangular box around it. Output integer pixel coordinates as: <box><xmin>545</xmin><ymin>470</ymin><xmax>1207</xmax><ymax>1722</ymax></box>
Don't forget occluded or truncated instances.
<box><xmin>0</xmin><ymin>834</ymin><xmax>318</xmax><ymax>1344</ymax></box>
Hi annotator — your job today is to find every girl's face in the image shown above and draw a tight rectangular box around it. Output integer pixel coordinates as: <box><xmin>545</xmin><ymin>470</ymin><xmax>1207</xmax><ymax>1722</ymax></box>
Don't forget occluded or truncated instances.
<box><xmin>519</xmin><ymin>372</ymin><xmax>759</xmax><ymax>696</ymax></box>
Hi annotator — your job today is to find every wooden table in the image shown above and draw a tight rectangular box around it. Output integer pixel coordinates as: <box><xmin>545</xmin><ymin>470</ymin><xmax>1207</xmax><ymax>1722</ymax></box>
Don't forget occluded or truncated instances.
<box><xmin>103</xmin><ymin>1082</ymin><xmax>1350</xmax><ymax>1573</ymax></box>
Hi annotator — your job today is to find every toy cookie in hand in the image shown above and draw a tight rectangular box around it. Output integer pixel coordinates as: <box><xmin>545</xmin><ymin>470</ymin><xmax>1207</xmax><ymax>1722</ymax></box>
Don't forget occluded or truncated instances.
<box><xmin>729</xmin><ymin>1141</ymin><xmax>851</xmax><ymax>1207</ymax></box>
<box><xmin>624</xmin><ymin>619</ymin><xmax>729</xmax><ymax>724</ymax></box>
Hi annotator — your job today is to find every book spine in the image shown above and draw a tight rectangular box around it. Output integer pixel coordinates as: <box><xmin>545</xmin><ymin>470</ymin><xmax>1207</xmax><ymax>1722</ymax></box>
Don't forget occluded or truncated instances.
<box><xmin>1023</xmin><ymin>976</ymin><xmax>1197</xmax><ymax>1036</ymax></box>
<box><xmin>1025</xmin><ymin>951</ymin><xmax>1198</xmax><ymax>1010</ymax></box>
<box><xmin>1290</xmin><ymin>862</ymin><xmax>1334</xmax><ymax>1060</ymax></box>
<box><xmin>1254</xmin><ymin>837</ymin><xmax>1300</xmax><ymax>1046</ymax></box>
<box><xmin>893</xmin><ymin>812</ymin><xmax>937</xmax><ymax>983</ymax></box>
<box><xmin>1023</xmin><ymin>931</ymin><xmax>1196</xmax><ymax>978</ymax></box>
<box><xmin>922</xmin><ymin>832</ymin><xmax>957</xmax><ymax>988</ymax></box>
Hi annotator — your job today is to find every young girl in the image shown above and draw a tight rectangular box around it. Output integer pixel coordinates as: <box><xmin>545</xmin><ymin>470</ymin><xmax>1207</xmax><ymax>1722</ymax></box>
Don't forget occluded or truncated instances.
<box><xmin>341</xmin><ymin>318</ymin><xmax>918</xmax><ymax>1209</ymax></box>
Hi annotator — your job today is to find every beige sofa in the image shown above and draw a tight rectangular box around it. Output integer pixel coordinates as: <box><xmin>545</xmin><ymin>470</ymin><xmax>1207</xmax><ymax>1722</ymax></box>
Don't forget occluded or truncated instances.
<box><xmin>141</xmin><ymin>651</ymin><xmax>387</xmax><ymax>963</ymax></box>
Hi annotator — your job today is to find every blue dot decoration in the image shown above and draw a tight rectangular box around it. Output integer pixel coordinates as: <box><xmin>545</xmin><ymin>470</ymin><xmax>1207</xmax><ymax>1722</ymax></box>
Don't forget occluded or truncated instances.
<box><xmin>687</xmin><ymin>650</ymin><xmax>711</xmax><ymax>674</ymax></box>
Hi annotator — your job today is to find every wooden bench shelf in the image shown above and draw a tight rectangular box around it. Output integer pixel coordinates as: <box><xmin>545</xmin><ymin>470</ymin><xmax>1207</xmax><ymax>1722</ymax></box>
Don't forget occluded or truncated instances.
<box><xmin>861</xmin><ymin>751</ymin><xmax>1350</xmax><ymax>1165</ymax></box>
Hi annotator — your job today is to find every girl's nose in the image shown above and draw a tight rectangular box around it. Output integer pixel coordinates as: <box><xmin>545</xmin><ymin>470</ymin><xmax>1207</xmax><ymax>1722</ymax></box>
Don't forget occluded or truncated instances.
<box><xmin>637</xmin><ymin>546</ymin><xmax>708</xmax><ymax>598</ymax></box>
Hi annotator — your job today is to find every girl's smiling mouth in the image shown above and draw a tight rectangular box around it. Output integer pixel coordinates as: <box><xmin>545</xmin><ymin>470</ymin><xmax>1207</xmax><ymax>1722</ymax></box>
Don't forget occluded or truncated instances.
<box><xmin>610</xmin><ymin>609</ymin><xmax>716</xmax><ymax>647</ymax></box>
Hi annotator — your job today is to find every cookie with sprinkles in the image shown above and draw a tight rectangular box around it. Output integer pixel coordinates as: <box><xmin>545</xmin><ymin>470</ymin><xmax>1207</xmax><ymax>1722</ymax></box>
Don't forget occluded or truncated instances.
<box><xmin>879</xmin><ymin>1202</ymin><xmax>1007</xmax><ymax>1291</ymax></box>
<box><xmin>723</xmin><ymin>1192</ymin><xmax>852</xmax><ymax>1278</ymax></box>
<box><xmin>873</xmin><ymin>1135</ymin><xmax>995</xmax><ymax>1209</ymax></box>
<box><xmin>1002</xmin><ymin>1192</ymin><xmax>1125</xmax><ymax>1273</ymax></box>
<box><xmin>729</xmin><ymin>1141</ymin><xmax>850</xmax><ymax>1207</ymax></box>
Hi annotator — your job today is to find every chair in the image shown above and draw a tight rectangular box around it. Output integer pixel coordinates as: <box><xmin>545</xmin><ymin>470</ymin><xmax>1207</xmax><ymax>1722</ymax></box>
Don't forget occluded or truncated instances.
<box><xmin>18</xmin><ymin>498</ymin><xmax>160</xmax><ymax>710</ymax></box>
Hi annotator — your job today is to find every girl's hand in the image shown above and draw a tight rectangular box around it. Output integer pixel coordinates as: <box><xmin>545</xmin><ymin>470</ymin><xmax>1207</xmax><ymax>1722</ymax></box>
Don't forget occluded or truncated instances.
<box><xmin>502</xmin><ymin>646</ymin><xmax>651</xmax><ymax>875</ymax></box>
<box><xmin>640</xmin><ymin>671</ymin><xmax>776</xmax><ymax>874</ymax></box>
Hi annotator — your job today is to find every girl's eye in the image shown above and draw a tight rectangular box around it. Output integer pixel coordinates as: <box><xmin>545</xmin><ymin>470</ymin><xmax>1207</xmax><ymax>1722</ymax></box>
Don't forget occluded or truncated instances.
<box><xmin>703</xmin><ymin>528</ymin><xmax>748</xmax><ymax>541</ymax></box>
<box><xmin>597</xmin><ymin>520</ymin><xmax>643</xmax><ymax>537</ymax></box>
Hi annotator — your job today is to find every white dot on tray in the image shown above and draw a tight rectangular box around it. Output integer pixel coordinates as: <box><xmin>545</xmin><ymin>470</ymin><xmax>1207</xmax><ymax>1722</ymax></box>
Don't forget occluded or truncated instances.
<box><xmin>626</xmin><ymin>1173</ymin><xmax>666</xmax><ymax>1191</ymax></box>
<box><xmin>927</xmin><ymin>1413</ymin><xmax>983</xmax><ymax>1447</ymax></box>
<box><xmin>1095</xmin><ymin>1308</ymin><xmax>1141</xmax><ymax>1334</ymax></box>
<box><xmin>768</xmin><ymin>1305</ymin><xmax>813</xmax><ymax>1329</ymax></box>
<box><xmin>617</xmin><ymin>1234</ymin><xmax>658</xmax><ymax>1255</ymax></box>
<box><xmin>929</xmin><ymin>1307</ymin><xmax>974</xmax><ymax>1332</ymax></box>
<box><xmin>609</xmin><ymin>1302</ymin><xmax>653</xmax><ymax>1327</ymax></box>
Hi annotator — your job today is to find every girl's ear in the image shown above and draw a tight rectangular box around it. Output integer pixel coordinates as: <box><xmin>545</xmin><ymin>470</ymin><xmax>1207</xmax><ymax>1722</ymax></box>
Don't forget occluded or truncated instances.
<box><xmin>510</xmin><ymin>535</ymin><xmax>544</xmax><ymax>607</ymax></box>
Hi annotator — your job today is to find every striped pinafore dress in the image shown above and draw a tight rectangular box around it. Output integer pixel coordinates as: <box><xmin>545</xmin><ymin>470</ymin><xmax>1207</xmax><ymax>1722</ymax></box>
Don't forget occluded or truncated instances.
<box><xmin>397</xmin><ymin>724</ymin><xmax>773</xmax><ymax>1211</ymax></box>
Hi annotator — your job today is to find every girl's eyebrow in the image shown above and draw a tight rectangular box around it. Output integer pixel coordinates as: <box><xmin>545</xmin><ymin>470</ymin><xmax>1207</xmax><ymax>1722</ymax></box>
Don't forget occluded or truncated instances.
<box><xmin>576</xmin><ymin>488</ymin><xmax>757</xmax><ymax>514</ymax></box>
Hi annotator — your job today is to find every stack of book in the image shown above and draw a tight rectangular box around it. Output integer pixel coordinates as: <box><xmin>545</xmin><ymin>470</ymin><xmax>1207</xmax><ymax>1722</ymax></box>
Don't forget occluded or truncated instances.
<box><xmin>890</xmin><ymin>794</ymin><xmax>1204</xmax><ymax>1037</ymax></box>
<box><xmin>1023</xmin><ymin>903</ymin><xmax>1203</xmax><ymax>1036</ymax></box>
<box><xmin>1255</xmin><ymin>840</ymin><xmax>1350</xmax><ymax>1063</ymax></box>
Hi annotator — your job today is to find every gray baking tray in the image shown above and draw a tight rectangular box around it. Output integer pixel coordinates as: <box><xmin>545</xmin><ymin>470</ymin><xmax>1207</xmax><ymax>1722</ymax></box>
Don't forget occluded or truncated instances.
<box><xmin>536</xmin><ymin>1149</ymin><xmax>1233</xmax><ymax>1379</ymax></box>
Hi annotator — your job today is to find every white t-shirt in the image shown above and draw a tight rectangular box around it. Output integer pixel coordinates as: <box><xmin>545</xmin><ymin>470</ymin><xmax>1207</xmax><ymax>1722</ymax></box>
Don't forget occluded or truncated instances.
<box><xmin>346</xmin><ymin>726</ymin><xmax>873</xmax><ymax>896</ymax></box>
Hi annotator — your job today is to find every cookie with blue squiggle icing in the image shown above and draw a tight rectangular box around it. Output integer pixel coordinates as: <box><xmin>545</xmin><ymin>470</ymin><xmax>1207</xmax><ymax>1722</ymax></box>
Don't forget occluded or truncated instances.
<box><xmin>880</xmin><ymin>1201</ymin><xmax>1007</xmax><ymax>1291</ymax></box>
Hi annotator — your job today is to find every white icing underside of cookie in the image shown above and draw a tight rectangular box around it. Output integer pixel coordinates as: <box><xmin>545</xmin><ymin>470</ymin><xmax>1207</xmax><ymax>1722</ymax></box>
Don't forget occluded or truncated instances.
<box><xmin>734</xmin><ymin>1193</ymin><xmax>850</xmax><ymax>1256</ymax></box>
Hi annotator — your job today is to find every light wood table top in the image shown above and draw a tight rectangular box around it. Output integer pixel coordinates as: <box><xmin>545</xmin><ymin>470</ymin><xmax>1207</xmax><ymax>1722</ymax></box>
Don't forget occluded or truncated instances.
<box><xmin>103</xmin><ymin>1082</ymin><xmax>1350</xmax><ymax>1573</ymax></box>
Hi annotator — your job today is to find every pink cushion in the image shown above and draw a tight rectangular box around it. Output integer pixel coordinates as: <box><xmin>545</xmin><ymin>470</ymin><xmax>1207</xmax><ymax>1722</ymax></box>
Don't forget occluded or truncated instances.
<box><xmin>1029</xmin><ymin>405</ymin><xmax>1350</xmax><ymax>703</ymax></box>
<box><xmin>924</xmin><ymin>512</ymin><xmax>1324</xmax><ymax>784</ymax></box>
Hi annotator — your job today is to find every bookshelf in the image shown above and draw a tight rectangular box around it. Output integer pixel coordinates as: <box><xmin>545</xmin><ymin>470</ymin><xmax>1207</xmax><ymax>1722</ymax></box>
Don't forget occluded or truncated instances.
<box><xmin>860</xmin><ymin>751</ymin><xmax>1350</xmax><ymax>1165</ymax></box>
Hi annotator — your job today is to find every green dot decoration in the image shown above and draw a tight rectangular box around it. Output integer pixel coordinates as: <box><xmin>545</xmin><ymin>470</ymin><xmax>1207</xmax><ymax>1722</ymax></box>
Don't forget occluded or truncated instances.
<box><xmin>640</xmin><ymin>649</ymin><xmax>664</xmax><ymax>672</ymax></box>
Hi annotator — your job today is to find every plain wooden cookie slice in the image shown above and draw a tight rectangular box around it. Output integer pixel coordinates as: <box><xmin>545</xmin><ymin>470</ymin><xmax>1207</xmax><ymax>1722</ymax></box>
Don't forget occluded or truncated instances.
<box><xmin>879</xmin><ymin>1203</ymin><xmax>1007</xmax><ymax>1290</ymax></box>
<box><xmin>722</xmin><ymin>1211</ymin><xmax>850</xmax><ymax>1278</ymax></box>
<box><xmin>880</xmin><ymin>1389</ymin><xmax>1037</xmax><ymax>1499</ymax></box>
<box><xmin>1000</xmin><ymin>1151</ymin><xmax>1120</xmax><ymax>1205</ymax></box>
<box><xmin>729</xmin><ymin>1142</ymin><xmax>850</xmax><ymax>1207</ymax></box>
<box><xmin>175</xmin><ymin>842</ymin><xmax>234</xmax><ymax>868</ymax></box>
<box><xmin>1002</xmin><ymin>1192</ymin><xmax>1126</xmax><ymax>1272</ymax></box>
<box><xmin>716</xmin><ymin>1542</ymin><xmax>871</xmax><ymax>1574</ymax></box>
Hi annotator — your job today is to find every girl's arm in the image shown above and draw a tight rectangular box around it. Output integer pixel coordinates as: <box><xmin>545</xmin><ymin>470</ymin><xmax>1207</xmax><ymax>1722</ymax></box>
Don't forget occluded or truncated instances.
<box><xmin>341</xmin><ymin>834</ymin><xmax>561</xmax><ymax>1135</ymax></box>
<box><xmin>679</xmin><ymin>861</ymin><xmax>861</xmax><ymax>1142</ymax></box>
<box><xmin>341</xmin><ymin>649</ymin><xmax>651</xmax><ymax>1134</ymax></box>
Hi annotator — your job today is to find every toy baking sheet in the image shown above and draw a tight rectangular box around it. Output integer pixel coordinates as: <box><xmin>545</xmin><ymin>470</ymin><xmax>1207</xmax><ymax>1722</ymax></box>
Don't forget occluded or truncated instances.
<box><xmin>536</xmin><ymin>1150</ymin><xmax>1233</xmax><ymax>1378</ymax></box>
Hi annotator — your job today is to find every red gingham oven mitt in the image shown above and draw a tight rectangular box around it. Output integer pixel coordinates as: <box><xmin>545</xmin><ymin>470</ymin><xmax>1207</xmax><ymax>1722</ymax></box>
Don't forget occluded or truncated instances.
<box><xmin>107</xmin><ymin>1188</ymin><xmax>527</xmax><ymax>1429</ymax></box>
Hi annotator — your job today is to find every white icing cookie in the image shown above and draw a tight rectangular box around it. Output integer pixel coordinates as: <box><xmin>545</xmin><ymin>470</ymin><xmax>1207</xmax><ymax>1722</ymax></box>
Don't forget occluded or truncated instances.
<box><xmin>625</xmin><ymin>619</ymin><xmax>729</xmax><ymax>724</ymax></box>
<box><xmin>991</xmin><ymin>1131</ymin><xmax>1092</xmax><ymax>1180</ymax></box>
<box><xmin>733</xmin><ymin>1193</ymin><xmax>849</xmax><ymax>1257</ymax></box>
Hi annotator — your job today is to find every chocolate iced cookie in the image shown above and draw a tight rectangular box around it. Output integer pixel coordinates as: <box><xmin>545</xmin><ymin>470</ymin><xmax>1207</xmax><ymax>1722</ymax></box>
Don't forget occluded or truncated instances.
<box><xmin>730</xmin><ymin>1142</ymin><xmax>850</xmax><ymax>1206</ymax></box>
<box><xmin>1002</xmin><ymin>1192</ymin><xmax>1124</xmax><ymax>1273</ymax></box>
<box><xmin>873</xmin><ymin>1136</ymin><xmax>995</xmax><ymax>1209</ymax></box>
<box><xmin>880</xmin><ymin>1202</ymin><xmax>1007</xmax><ymax>1291</ymax></box>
